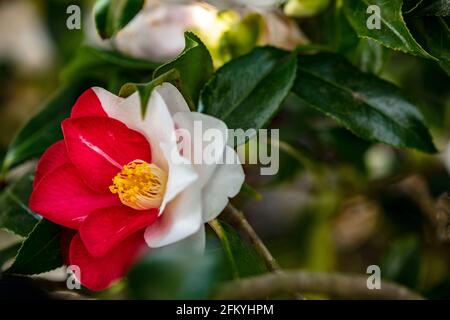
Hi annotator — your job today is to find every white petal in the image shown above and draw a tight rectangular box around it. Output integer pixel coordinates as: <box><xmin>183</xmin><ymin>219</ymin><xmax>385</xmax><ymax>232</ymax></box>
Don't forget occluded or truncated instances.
<box><xmin>92</xmin><ymin>87</ymin><xmax>124</xmax><ymax>113</ymax></box>
<box><xmin>114</xmin><ymin>3</ymin><xmax>207</xmax><ymax>62</ymax></box>
<box><xmin>230</xmin><ymin>0</ymin><xmax>282</xmax><ymax>8</ymax></box>
<box><xmin>154</xmin><ymin>82</ymin><xmax>190</xmax><ymax>115</ymax></box>
<box><xmin>96</xmin><ymin>90</ymin><xmax>141</xmax><ymax>134</ymax></box>
<box><xmin>159</xmin><ymin>142</ymin><xmax>198</xmax><ymax>214</ymax></box>
<box><xmin>172</xmin><ymin>111</ymin><xmax>228</xmax><ymax>188</ymax></box>
<box><xmin>144</xmin><ymin>185</ymin><xmax>203</xmax><ymax>248</ymax></box>
<box><xmin>202</xmin><ymin>146</ymin><xmax>245</xmax><ymax>222</ymax></box>
<box><xmin>98</xmin><ymin>86</ymin><xmax>198</xmax><ymax>215</ymax></box>
<box><xmin>155</xmin><ymin>224</ymin><xmax>205</xmax><ymax>255</ymax></box>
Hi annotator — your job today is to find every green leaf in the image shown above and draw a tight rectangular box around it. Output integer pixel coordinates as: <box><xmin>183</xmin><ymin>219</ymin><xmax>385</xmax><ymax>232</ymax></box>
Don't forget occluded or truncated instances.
<box><xmin>0</xmin><ymin>174</ymin><xmax>40</xmax><ymax>237</ymax></box>
<box><xmin>6</xmin><ymin>220</ymin><xmax>62</xmax><ymax>275</ymax></box>
<box><xmin>293</xmin><ymin>53</ymin><xmax>437</xmax><ymax>153</ymax></box>
<box><xmin>0</xmin><ymin>242</ymin><xmax>22</xmax><ymax>269</ymax></box>
<box><xmin>343</xmin><ymin>0</ymin><xmax>435</xmax><ymax>59</ymax></box>
<box><xmin>119</xmin><ymin>69</ymin><xmax>182</xmax><ymax>117</ymax></box>
<box><xmin>322</xmin><ymin>3</ymin><xmax>359</xmax><ymax>53</ymax></box>
<box><xmin>94</xmin><ymin>0</ymin><xmax>145</xmax><ymax>39</ymax></box>
<box><xmin>210</xmin><ymin>220</ymin><xmax>267</xmax><ymax>279</ymax></box>
<box><xmin>405</xmin><ymin>0</ymin><xmax>450</xmax><ymax>16</ymax></box>
<box><xmin>127</xmin><ymin>243</ymin><xmax>226</xmax><ymax>299</ymax></box>
<box><xmin>413</xmin><ymin>17</ymin><xmax>450</xmax><ymax>75</ymax></box>
<box><xmin>322</xmin><ymin>5</ymin><xmax>388</xmax><ymax>74</ymax></box>
<box><xmin>62</xmin><ymin>46</ymin><xmax>159</xmax><ymax>82</ymax></box>
<box><xmin>154</xmin><ymin>32</ymin><xmax>214</xmax><ymax>107</ymax></box>
<box><xmin>349</xmin><ymin>38</ymin><xmax>390</xmax><ymax>74</ymax></box>
<box><xmin>2</xmin><ymin>84</ymin><xmax>86</xmax><ymax>172</ymax></box>
<box><xmin>240</xmin><ymin>183</ymin><xmax>263</xmax><ymax>201</ymax></box>
<box><xmin>199</xmin><ymin>47</ymin><xmax>297</xmax><ymax>141</ymax></box>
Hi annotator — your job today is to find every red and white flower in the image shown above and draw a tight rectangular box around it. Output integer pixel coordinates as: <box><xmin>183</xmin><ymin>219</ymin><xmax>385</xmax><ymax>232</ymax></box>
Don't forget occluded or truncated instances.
<box><xmin>30</xmin><ymin>83</ymin><xmax>245</xmax><ymax>290</ymax></box>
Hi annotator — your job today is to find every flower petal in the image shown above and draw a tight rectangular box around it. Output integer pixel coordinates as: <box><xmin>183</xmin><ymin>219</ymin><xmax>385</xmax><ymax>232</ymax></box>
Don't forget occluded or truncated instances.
<box><xmin>154</xmin><ymin>82</ymin><xmax>190</xmax><ymax>115</ymax></box>
<box><xmin>144</xmin><ymin>185</ymin><xmax>202</xmax><ymax>248</ymax></box>
<box><xmin>152</xmin><ymin>224</ymin><xmax>205</xmax><ymax>256</ymax></box>
<box><xmin>34</xmin><ymin>140</ymin><xmax>70</xmax><ymax>188</ymax></box>
<box><xmin>69</xmin><ymin>231</ymin><xmax>146</xmax><ymax>291</ymax></box>
<box><xmin>159</xmin><ymin>142</ymin><xmax>198</xmax><ymax>215</ymax></box>
<box><xmin>172</xmin><ymin>111</ymin><xmax>228</xmax><ymax>188</ymax></box>
<box><xmin>169</xmin><ymin>223</ymin><xmax>205</xmax><ymax>254</ymax></box>
<box><xmin>30</xmin><ymin>164</ymin><xmax>120</xmax><ymax>229</ymax></box>
<box><xmin>101</xmin><ymin>88</ymin><xmax>198</xmax><ymax>215</ymax></box>
<box><xmin>62</xmin><ymin>117</ymin><xmax>152</xmax><ymax>192</ymax></box>
<box><xmin>70</xmin><ymin>88</ymin><xmax>108</xmax><ymax>118</ymax></box>
<box><xmin>201</xmin><ymin>146</ymin><xmax>245</xmax><ymax>222</ymax></box>
<box><xmin>79</xmin><ymin>206</ymin><xmax>158</xmax><ymax>258</ymax></box>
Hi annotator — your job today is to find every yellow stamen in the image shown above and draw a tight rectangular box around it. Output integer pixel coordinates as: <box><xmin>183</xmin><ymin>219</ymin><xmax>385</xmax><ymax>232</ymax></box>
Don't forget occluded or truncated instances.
<box><xmin>109</xmin><ymin>160</ymin><xmax>167</xmax><ymax>210</ymax></box>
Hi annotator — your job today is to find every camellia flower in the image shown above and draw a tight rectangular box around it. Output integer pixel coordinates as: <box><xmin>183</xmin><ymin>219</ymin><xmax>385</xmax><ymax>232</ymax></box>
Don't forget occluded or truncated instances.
<box><xmin>29</xmin><ymin>83</ymin><xmax>245</xmax><ymax>290</ymax></box>
<box><xmin>113</xmin><ymin>0</ymin><xmax>306</xmax><ymax>65</ymax></box>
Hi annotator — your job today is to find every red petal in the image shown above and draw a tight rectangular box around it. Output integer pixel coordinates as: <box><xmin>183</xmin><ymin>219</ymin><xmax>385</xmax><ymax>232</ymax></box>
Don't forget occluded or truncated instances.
<box><xmin>79</xmin><ymin>206</ymin><xmax>158</xmax><ymax>257</ymax></box>
<box><xmin>62</xmin><ymin>117</ymin><xmax>152</xmax><ymax>192</ymax></box>
<box><xmin>34</xmin><ymin>140</ymin><xmax>70</xmax><ymax>188</ymax></box>
<box><xmin>30</xmin><ymin>164</ymin><xmax>120</xmax><ymax>229</ymax></box>
<box><xmin>69</xmin><ymin>231</ymin><xmax>146</xmax><ymax>291</ymax></box>
<box><xmin>70</xmin><ymin>88</ymin><xmax>107</xmax><ymax>118</ymax></box>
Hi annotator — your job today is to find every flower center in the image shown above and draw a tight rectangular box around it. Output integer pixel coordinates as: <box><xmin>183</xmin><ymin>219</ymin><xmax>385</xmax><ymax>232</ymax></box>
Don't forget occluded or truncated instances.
<box><xmin>109</xmin><ymin>160</ymin><xmax>167</xmax><ymax>210</ymax></box>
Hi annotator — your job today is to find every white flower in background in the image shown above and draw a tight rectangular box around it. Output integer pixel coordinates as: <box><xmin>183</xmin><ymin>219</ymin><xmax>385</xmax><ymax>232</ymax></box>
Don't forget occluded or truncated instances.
<box><xmin>113</xmin><ymin>0</ymin><xmax>305</xmax><ymax>64</ymax></box>
<box><xmin>114</xmin><ymin>1</ymin><xmax>222</xmax><ymax>62</ymax></box>
<box><xmin>0</xmin><ymin>0</ymin><xmax>55</xmax><ymax>73</ymax></box>
<box><xmin>198</xmin><ymin>0</ymin><xmax>285</xmax><ymax>9</ymax></box>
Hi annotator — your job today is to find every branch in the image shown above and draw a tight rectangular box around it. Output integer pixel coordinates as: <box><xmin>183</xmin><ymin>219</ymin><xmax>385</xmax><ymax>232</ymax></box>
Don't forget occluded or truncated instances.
<box><xmin>222</xmin><ymin>204</ymin><xmax>281</xmax><ymax>273</ymax></box>
<box><xmin>221</xmin><ymin>204</ymin><xmax>306</xmax><ymax>300</ymax></box>
<box><xmin>395</xmin><ymin>175</ymin><xmax>450</xmax><ymax>242</ymax></box>
<box><xmin>215</xmin><ymin>271</ymin><xmax>424</xmax><ymax>300</ymax></box>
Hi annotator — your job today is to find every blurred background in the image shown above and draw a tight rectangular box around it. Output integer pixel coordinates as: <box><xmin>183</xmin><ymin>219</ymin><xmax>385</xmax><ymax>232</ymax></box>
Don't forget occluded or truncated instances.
<box><xmin>0</xmin><ymin>0</ymin><xmax>450</xmax><ymax>299</ymax></box>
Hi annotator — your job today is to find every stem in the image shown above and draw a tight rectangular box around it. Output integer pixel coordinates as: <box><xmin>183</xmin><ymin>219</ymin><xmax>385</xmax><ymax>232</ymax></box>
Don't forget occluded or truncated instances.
<box><xmin>221</xmin><ymin>204</ymin><xmax>306</xmax><ymax>300</ymax></box>
<box><xmin>222</xmin><ymin>204</ymin><xmax>281</xmax><ymax>273</ymax></box>
<box><xmin>215</xmin><ymin>271</ymin><xmax>424</xmax><ymax>300</ymax></box>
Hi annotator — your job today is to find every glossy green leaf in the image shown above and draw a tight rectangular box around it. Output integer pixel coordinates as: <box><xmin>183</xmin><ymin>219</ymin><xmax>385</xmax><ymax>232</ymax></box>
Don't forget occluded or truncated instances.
<box><xmin>343</xmin><ymin>0</ymin><xmax>435</xmax><ymax>59</ymax></box>
<box><xmin>7</xmin><ymin>220</ymin><xmax>62</xmax><ymax>275</ymax></box>
<box><xmin>404</xmin><ymin>0</ymin><xmax>450</xmax><ymax>16</ymax></box>
<box><xmin>62</xmin><ymin>46</ymin><xmax>159</xmax><ymax>82</ymax></box>
<box><xmin>0</xmin><ymin>242</ymin><xmax>22</xmax><ymax>269</ymax></box>
<box><xmin>2</xmin><ymin>84</ymin><xmax>85</xmax><ymax>172</ymax></box>
<box><xmin>119</xmin><ymin>69</ymin><xmax>182</xmax><ymax>117</ymax></box>
<box><xmin>350</xmin><ymin>38</ymin><xmax>389</xmax><ymax>74</ymax></box>
<box><xmin>210</xmin><ymin>220</ymin><xmax>266</xmax><ymax>279</ymax></box>
<box><xmin>94</xmin><ymin>0</ymin><xmax>145</xmax><ymax>39</ymax></box>
<box><xmin>323</xmin><ymin>5</ymin><xmax>388</xmax><ymax>74</ymax></box>
<box><xmin>127</xmin><ymin>244</ymin><xmax>226</xmax><ymax>299</ymax></box>
<box><xmin>199</xmin><ymin>47</ymin><xmax>297</xmax><ymax>139</ymax></box>
<box><xmin>323</xmin><ymin>3</ymin><xmax>359</xmax><ymax>53</ymax></box>
<box><xmin>0</xmin><ymin>174</ymin><xmax>40</xmax><ymax>237</ymax></box>
<box><xmin>154</xmin><ymin>32</ymin><xmax>214</xmax><ymax>107</ymax></box>
<box><xmin>413</xmin><ymin>17</ymin><xmax>450</xmax><ymax>75</ymax></box>
<box><xmin>293</xmin><ymin>53</ymin><xmax>437</xmax><ymax>153</ymax></box>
